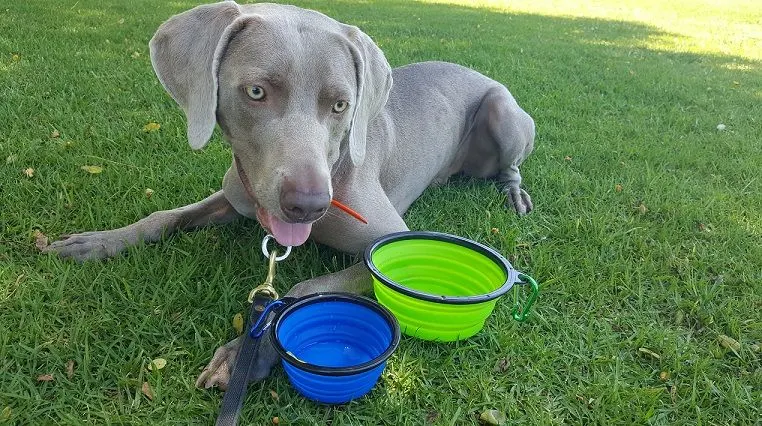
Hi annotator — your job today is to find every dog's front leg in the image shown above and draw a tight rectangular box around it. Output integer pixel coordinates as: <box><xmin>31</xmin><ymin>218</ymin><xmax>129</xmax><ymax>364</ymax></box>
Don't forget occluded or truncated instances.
<box><xmin>45</xmin><ymin>190</ymin><xmax>240</xmax><ymax>262</ymax></box>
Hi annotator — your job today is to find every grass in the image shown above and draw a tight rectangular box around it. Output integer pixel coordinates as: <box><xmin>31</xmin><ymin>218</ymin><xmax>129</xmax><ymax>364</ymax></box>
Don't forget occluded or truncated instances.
<box><xmin>1</xmin><ymin>0</ymin><xmax>760</xmax><ymax>424</ymax></box>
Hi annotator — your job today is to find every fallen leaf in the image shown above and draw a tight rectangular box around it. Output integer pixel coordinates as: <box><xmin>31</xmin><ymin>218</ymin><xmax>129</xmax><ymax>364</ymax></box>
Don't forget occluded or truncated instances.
<box><xmin>718</xmin><ymin>334</ymin><xmax>741</xmax><ymax>356</ymax></box>
<box><xmin>51</xmin><ymin>129</ymin><xmax>60</xmax><ymax>138</ymax></box>
<box><xmin>479</xmin><ymin>409</ymin><xmax>506</xmax><ymax>425</ymax></box>
<box><xmin>698</xmin><ymin>223</ymin><xmax>706</xmax><ymax>232</ymax></box>
<box><xmin>148</xmin><ymin>358</ymin><xmax>167</xmax><ymax>371</ymax></box>
<box><xmin>232</xmin><ymin>313</ymin><xmax>244</xmax><ymax>335</ymax></box>
<box><xmin>131</xmin><ymin>51</ymin><xmax>141</xmax><ymax>59</ymax></box>
<box><xmin>6</xmin><ymin>154</ymin><xmax>17</xmax><ymax>164</ymax></box>
<box><xmin>638</xmin><ymin>347</ymin><xmax>661</xmax><ymax>360</ymax></box>
<box><xmin>732</xmin><ymin>81</ymin><xmax>740</xmax><ymax>86</ymax></box>
<box><xmin>269</xmin><ymin>389</ymin><xmax>279</xmax><ymax>401</ymax></box>
<box><xmin>144</xmin><ymin>188</ymin><xmax>155</xmax><ymax>198</ymax></box>
<box><xmin>659</xmin><ymin>371</ymin><xmax>669</xmax><ymax>381</ymax></box>
<box><xmin>564</xmin><ymin>156</ymin><xmax>572</xmax><ymax>161</ymax></box>
<box><xmin>675</xmin><ymin>310</ymin><xmax>685</xmax><ymax>325</ymax></box>
<box><xmin>493</xmin><ymin>357</ymin><xmax>510</xmax><ymax>373</ymax></box>
<box><xmin>575</xmin><ymin>394</ymin><xmax>594</xmax><ymax>407</ymax></box>
<box><xmin>490</xmin><ymin>227</ymin><xmax>500</xmax><ymax>235</ymax></box>
<box><xmin>1</xmin><ymin>406</ymin><xmax>11</xmax><ymax>421</ymax></box>
<box><xmin>750</xmin><ymin>343</ymin><xmax>760</xmax><ymax>353</ymax></box>
<box><xmin>143</xmin><ymin>122</ymin><xmax>161</xmax><ymax>133</ymax></box>
<box><xmin>615</xmin><ymin>184</ymin><xmax>623</xmax><ymax>192</ymax></box>
<box><xmin>141</xmin><ymin>381</ymin><xmax>154</xmax><ymax>400</ymax></box>
<box><xmin>33</xmin><ymin>230</ymin><xmax>49</xmax><ymax>251</ymax></box>
<box><xmin>66</xmin><ymin>360</ymin><xmax>75</xmax><ymax>379</ymax></box>
<box><xmin>271</xmin><ymin>417</ymin><xmax>280</xmax><ymax>425</ymax></box>
<box><xmin>23</xmin><ymin>168</ymin><xmax>34</xmax><ymax>178</ymax></box>
<box><xmin>81</xmin><ymin>165</ymin><xmax>103</xmax><ymax>174</ymax></box>
<box><xmin>425</xmin><ymin>410</ymin><xmax>441</xmax><ymax>424</ymax></box>
<box><xmin>11</xmin><ymin>54</ymin><xmax>20</xmax><ymax>62</ymax></box>
<box><xmin>37</xmin><ymin>374</ymin><xmax>54</xmax><ymax>382</ymax></box>
<box><xmin>636</xmin><ymin>203</ymin><xmax>648</xmax><ymax>214</ymax></box>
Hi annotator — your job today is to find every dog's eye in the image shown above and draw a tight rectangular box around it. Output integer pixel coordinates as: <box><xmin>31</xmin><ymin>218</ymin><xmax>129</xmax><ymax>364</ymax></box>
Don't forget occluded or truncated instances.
<box><xmin>244</xmin><ymin>85</ymin><xmax>266</xmax><ymax>101</ymax></box>
<box><xmin>332</xmin><ymin>100</ymin><xmax>348</xmax><ymax>113</ymax></box>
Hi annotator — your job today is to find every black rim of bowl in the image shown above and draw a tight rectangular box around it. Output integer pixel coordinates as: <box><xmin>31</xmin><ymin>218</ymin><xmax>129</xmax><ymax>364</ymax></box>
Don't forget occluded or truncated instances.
<box><xmin>364</xmin><ymin>231</ymin><xmax>518</xmax><ymax>305</ymax></box>
<box><xmin>271</xmin><ymin>292</ymin><xmax>401</xmax><ymax>376</ymax></box>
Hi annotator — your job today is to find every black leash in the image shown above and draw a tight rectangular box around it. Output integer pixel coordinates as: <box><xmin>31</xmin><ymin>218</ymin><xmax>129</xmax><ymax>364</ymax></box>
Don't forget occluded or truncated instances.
<box><xmin>215</xmin><ymin>293</ymin><xmax>273</xmax><ymax>426</ymax></box>
<box><xmin>215</xmin><ymin>238</ymin><xmax>291</xmax><ymax>426</ymax></box>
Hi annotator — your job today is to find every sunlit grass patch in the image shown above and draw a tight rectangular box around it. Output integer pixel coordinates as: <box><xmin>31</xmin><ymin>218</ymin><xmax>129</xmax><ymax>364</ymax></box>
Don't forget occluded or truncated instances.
<box><xmin>419</xmin><ymin>0</ymin><xmax>762</xmax><ymax>61</ymax></box>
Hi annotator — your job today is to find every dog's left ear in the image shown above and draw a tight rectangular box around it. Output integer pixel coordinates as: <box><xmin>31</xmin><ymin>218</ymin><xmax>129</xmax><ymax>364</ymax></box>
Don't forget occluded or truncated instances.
<box><xmin>344</xmin><ymin>27</ymin><xmax>393</xmax><ymax>167</ymax></box>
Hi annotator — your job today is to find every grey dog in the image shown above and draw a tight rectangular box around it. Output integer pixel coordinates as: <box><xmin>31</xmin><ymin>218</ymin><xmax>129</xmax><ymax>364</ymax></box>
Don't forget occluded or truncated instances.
<box><xmin>45</xmin><ymin>1</ymin><xmax>535</xmax><ymax>389</ymax></box>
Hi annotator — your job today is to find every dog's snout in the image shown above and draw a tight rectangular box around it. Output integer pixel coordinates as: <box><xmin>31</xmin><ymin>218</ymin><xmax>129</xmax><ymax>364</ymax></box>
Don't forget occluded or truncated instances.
<box><xmin>280</xmin><ymin>175</ymin><xmax>330</xmax><ymax>222</ymax></box>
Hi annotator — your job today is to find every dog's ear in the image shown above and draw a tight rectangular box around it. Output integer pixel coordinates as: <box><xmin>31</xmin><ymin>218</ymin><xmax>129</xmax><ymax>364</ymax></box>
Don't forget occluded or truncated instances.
<box><xmin>149</xmin><ymin>1</ymin><xmax>242</xmax><ymax>150</ymax></box>
<box><xmin>345</xmin><ymin>27</ymin><xmax>393</xmax><ymax>167</ymax></box>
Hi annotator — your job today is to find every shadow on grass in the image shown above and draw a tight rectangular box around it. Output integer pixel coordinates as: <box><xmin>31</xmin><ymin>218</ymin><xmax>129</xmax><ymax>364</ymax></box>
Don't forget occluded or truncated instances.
<box><xmin>1</xmin><ymin>0</ymin><xmax>761</xmax><ymax>424</ymax></box>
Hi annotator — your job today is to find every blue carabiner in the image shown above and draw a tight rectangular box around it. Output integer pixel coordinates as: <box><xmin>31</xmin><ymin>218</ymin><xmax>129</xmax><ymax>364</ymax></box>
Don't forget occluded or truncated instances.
<box><xmin>249</xmin><ymin>300</ymin><xmax>286</xmax><ymax>339</ymax></box>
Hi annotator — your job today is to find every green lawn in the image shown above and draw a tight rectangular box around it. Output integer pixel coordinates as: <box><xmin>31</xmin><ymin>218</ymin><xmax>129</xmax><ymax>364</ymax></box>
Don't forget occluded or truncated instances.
<box><xmin>1</xmin><ymin>0</ymin><xmax>760</xmax><ymax>424</ymax></box>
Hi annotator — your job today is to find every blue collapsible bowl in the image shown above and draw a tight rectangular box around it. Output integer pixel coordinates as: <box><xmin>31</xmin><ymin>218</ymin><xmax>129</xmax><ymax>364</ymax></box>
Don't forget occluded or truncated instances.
<box><xmin>270</xmin><ymin>293</ymin><xmax>401</xmax><ymax>404</ymax></box>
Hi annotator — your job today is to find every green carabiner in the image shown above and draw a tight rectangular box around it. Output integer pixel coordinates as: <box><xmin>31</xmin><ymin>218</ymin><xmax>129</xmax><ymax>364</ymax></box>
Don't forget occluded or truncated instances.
<box><xmin>511</xmin><ymin>273</ymin><xmax>539</xmax><ymax>322</ymax></box>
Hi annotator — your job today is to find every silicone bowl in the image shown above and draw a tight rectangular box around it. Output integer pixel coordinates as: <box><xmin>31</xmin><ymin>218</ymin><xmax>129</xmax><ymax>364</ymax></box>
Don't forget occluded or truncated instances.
<box><xmin>270</xmin><ymin>293</ymin><xmax>400</xmax><ymax>404</ymax></box>
<box><xmin>364</xmin><ymin>231</ymin><xmax>538</xmax><ymax>341</ymax></box>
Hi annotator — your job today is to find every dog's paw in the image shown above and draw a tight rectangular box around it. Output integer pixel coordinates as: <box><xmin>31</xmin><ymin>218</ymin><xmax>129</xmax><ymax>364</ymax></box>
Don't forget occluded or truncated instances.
<box><xmin>196</xmin><ymin>336</ymin><xmax>241</xmax><ymax>390</ymax></box>
<box><xmin>44</xmin><ymin>230</ymin><xmax>127</xmax><ymax>262</ymax></box>
<box><xmin>196</xmin><ymin>333</ymin><xmax>280</xmax><ymax>390</ymax></box>
<box><xmin>503</xmin><ymin>186</ymin><xmax>533</xmax><ymax>215</ymax></box>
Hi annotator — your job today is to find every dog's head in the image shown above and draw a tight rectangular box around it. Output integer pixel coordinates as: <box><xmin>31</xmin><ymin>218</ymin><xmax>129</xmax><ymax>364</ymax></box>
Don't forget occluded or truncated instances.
<box><xmin>149</xmin><ymin>1</ymin><xmax>392</xmax><ymax>246</ymax></box>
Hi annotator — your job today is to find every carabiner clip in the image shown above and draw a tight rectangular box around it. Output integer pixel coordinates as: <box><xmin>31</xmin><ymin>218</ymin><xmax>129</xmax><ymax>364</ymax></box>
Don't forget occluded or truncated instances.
<box><xmin>249</xmin><ymin>300</ymin><xmax>286</xmax><ymax>339</ymax></box>
<box><xmin>511</xmin><ymin>273</ymin><xmax>539</xmax><ymax>322</ymax></box>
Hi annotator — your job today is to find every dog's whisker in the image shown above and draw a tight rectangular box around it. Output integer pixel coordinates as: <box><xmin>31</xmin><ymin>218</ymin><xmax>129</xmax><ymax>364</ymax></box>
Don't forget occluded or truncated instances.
<box><xmin>323</xmin><ymin>210</ymin><xmax>342</xmax><ymax>220</ymax></box>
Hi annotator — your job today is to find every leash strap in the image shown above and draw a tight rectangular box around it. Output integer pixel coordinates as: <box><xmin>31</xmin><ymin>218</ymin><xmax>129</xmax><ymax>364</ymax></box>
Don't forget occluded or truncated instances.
<box><xmin>215</xmin><ymin>236</ymin><xmax>291</xmax><ymax>426</ymax></box>
<box><xmin>215</xmin><ymin>293</ymin><xmax>272</xmax><ymax>426</ymax></box>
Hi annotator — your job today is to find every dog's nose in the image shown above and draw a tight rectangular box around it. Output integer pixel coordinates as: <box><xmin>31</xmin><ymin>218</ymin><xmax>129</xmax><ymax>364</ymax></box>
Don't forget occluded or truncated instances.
<box><xmin>280</xmin><ymin>176</ymin><xmax>330</xmax><ymax>223</ymax></box>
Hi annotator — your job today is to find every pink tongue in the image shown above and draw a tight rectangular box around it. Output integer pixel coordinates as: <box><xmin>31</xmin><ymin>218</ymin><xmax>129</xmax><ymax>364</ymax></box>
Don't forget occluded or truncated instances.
<box><xmin>258</xmin><ymin>208</ymin><xmax>312</xmax><ymax>246</ymax></box>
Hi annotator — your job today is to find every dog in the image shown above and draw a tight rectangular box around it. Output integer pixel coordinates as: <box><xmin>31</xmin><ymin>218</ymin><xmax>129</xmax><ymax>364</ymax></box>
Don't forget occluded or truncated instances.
<box><xmin>45</xmin><ymin>1</ymin><xmax>535</xmax><ymax>389</ymax></box>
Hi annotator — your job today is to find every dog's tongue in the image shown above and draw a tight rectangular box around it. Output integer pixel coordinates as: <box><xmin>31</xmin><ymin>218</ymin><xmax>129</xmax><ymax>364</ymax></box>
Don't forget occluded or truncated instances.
<box><xmin>257</xmin><ymin>208</ymin><xmax>312</xmax><ymax>247</ymax></box>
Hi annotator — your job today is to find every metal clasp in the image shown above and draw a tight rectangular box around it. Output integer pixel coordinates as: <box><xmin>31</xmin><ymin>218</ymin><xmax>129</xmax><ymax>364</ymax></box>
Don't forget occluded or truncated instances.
<box><xmin>248</xmin><ymin>249</ymin><xmax>280</xmax><ymax>302</ymax></box>
<box><xmin>247</xmin><ymin>234</ymin><xmax>292</xmax><ymax>303</ymax></box>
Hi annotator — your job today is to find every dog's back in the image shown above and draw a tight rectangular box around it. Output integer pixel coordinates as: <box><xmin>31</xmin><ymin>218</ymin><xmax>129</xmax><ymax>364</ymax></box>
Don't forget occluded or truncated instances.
<box><xmin>368</xmin><ymin>61</ymin><xmax>535</xmax><ymax>214</ymax></box>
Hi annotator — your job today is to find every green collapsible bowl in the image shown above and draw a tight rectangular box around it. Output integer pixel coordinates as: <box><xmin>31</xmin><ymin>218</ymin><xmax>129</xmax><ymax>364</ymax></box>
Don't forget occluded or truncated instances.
<box><xmin>364</xmin><ymin>231</ymin><xmax>538</xmax><ymax>342</ymax></box>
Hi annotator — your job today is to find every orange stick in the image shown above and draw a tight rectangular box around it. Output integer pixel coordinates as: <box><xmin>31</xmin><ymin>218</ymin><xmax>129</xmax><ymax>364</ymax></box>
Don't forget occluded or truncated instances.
<box><xmin>330</xmin><ymin>199</ymin><xmax>368</xmax><ymax>224</ymax></box>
